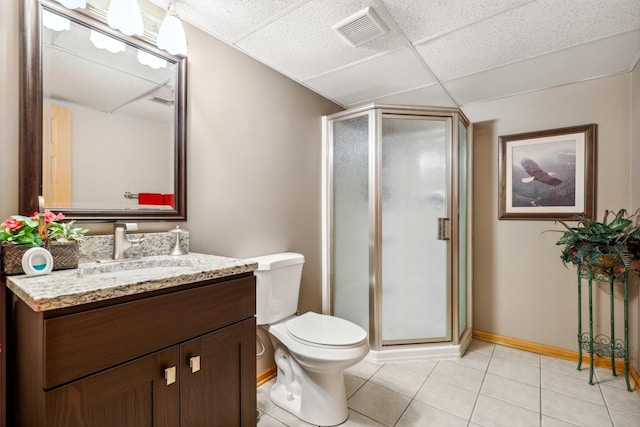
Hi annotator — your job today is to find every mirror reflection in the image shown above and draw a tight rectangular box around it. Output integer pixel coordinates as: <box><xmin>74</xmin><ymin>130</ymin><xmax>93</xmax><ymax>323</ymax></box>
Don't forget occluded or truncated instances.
<box><xmin>19</xmin><ymin>0</ymin><xmax>186</xmax><ymax>221</ymax></box>
<box><xmin>42</xmin><ymin>6</ymin><xmax>175</xmax><ymax>210</ymax></box>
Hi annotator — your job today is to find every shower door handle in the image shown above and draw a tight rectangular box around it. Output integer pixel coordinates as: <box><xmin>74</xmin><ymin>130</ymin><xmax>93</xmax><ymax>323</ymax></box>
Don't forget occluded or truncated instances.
<box><xmin>437</xmin><ymin>218</ymin><xmax>450</xmax><ymax>240</ymax></box>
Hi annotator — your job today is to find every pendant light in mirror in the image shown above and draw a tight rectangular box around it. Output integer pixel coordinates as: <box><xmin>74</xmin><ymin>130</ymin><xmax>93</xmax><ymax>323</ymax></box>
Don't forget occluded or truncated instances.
<box><xmin>157</xmin><ymin>1</ymin><xmax>187</xmax><ymax>56</ymax></box>
<box><xmin>42</xmin><ymin>9</ymin><xmax>70</xmax><ymax>31</ymax></box>
<box><xmin>138</xmin><ymin>50</ymin><xmax>168</xmax><ymax>69</ymax></box>
<box><xmin>90</xmin><ymin>30</ymin><xmax>126</xmax><ymax>53</ymax></box>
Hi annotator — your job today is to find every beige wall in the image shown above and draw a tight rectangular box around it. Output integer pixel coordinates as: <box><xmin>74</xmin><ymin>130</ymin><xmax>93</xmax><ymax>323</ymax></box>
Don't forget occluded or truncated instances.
<box><xmin>0</xmin><ymin>2</ymin><xmax>20</xmax><ymax>221</ymax></box>
<box><xmin>43</xmin><ymin>99</ymin><xmax>174</xmax><ymax>208</ymax></box>
<box><xmin>463</xmin><ymin>73</ymin><xmax>638</xmax><ymax>370</ymax></box>
<box><xmin>181</xmin><ymin>17</ymin><xmax>342</xmax><ymax>373</ymax></box>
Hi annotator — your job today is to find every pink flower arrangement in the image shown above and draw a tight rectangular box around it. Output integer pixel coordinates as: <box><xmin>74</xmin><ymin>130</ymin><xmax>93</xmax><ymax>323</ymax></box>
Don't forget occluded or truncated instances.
<box><xmin>1</xmin><ymin>211</ymin><xmax>87</xmax><ymax>247</ymax></box>
<box><xmin>42</xmin><ymin>210</ymin><xmax>66</xmax><ymax>223</ymax></box>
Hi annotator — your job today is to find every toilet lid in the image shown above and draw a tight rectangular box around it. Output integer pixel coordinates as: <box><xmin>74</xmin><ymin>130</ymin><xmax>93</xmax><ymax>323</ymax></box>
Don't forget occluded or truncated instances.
<box><xmin>286</xmin><ymin>312</ymin><xmax>367</xmax><ymax>346</ymax></box>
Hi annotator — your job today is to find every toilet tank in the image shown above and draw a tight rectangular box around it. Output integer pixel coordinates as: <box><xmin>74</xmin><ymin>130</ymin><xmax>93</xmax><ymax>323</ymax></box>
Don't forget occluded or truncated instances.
<box><xmin>246</xmin><ymin>252</ymin><xmax>305</xmax><ymax>325</ymax></box>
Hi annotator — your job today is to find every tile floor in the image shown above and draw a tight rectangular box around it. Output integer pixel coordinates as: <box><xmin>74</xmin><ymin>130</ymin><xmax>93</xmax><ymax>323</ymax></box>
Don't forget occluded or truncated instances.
<box><xmin>257</xmin><ymin>340</ymin><xmax>640</xmax><ymax>427</ymax></box>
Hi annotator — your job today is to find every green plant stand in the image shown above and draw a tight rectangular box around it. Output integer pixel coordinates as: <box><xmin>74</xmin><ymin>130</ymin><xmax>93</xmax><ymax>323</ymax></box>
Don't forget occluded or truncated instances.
<box><xmin>576</xmin><ymin>268</ymin><xmax>633</xmax><ymax>391</ymax></box>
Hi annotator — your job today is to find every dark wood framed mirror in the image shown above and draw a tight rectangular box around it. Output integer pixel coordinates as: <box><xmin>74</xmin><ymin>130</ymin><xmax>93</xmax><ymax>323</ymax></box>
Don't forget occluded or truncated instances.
<box><xmin>19</xmin><ymin>0</ymin><xmax>187</xmax><ymax>221</ymax></box>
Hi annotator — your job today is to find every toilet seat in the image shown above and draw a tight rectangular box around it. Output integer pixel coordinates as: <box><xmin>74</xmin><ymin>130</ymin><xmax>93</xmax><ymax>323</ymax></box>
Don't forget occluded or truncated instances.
<box><xmin>286</xmin><ymin>312</ymin><xmax>367</xmax><ymax>347</ymax></box>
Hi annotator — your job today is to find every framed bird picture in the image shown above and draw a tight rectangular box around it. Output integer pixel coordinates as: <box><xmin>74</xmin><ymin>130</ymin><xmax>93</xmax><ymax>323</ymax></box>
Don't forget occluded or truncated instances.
<box><xmin>498</xmin><ymin>124</ymin><xmax>596</xmax><ymax>220</ymax></box>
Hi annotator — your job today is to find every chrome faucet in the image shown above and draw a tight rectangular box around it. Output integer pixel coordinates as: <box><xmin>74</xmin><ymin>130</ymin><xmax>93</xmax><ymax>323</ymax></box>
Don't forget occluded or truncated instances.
<box><xmin>112</xmin><ymin>223</ymin><xmax>145</xmax><ymax>260</ymax></box>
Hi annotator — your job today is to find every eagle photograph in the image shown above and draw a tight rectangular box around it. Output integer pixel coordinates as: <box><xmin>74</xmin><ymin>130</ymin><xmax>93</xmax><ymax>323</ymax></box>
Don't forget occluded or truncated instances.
<box><xmin>511</xmin><ymin>140</ymin><xmax>576</xmax><ymax>208</ymax></box>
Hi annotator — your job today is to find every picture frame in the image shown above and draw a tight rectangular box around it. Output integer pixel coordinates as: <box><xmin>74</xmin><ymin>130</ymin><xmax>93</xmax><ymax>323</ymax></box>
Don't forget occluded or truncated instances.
<box><xmin>499</xmin><ymin>124</ymin><xmax>596</xmax><ymax>220</ymax></box>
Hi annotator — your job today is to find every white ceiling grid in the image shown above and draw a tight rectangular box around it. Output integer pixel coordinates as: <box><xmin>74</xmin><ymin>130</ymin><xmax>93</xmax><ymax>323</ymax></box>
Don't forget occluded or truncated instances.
<box><xmin>149</xmin><ymin>0</ymin><xmax>640</xmax><ymax>108</ymax></box>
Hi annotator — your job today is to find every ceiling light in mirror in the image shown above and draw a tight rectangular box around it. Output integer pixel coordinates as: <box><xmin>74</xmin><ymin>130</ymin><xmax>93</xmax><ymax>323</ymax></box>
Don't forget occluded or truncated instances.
<box><xmin>43</xmin><ymin>9</ymin><xmax>70</xmax><ymax>31</ymax></box>
<box><xmin>89</xmin><ymin>29</ymin><xmax>125</xmax><ymax>53</ymax></box>
<box><xmin>137</xmin><ymin>50</ymin><xmax>168</xmax><ymax>69</ymax></box>
<box><xmin>107</xmin><ymin>0</ymin><xmax>144</xmax><ymax>36</ymax></box>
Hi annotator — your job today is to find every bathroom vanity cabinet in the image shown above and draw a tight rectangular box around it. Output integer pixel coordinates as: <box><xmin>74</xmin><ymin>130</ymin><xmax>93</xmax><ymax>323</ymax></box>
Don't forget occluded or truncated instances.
<box><xmin>7</xmin><ymin>273</ymin><xmax>257</xmax><ymax>427</ymax></box>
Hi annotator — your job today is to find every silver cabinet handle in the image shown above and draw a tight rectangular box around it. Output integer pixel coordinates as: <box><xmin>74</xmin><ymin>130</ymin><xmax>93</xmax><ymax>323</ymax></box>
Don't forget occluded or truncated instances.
<box><xmin>190</xmin><ymin>356</ymin><xmax>201</xmax><ymax>373</ymax></box>
<box><xmin>165</xmin><ymin>366</ymin><xmax>176</xmax><ymax>385</ymax></box>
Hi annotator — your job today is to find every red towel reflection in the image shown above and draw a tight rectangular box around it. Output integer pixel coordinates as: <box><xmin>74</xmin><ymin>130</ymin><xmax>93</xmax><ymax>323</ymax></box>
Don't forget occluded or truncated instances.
<box><xmin>138</xmin><ymin>193</ymin><xmax>174</xmax><ymax>207</ymax></box>
<box><xmin>138</xmin><ymin>193</ymin><xmax>163</xmax><ymax>204</ymax></box>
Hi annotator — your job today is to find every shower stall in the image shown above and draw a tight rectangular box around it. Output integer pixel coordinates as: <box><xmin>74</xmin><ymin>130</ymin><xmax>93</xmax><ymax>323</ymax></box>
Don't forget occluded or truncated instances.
<box><xmin>322</xmin><ymin>105</ymin><xmax>472</xmax><ymax>361</ymax></box>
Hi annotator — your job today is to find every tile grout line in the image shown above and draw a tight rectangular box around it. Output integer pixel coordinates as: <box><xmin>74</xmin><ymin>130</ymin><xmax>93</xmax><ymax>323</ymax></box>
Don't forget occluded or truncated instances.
<box><xmin>465</xmin><ymin>344</ymin><xmax>496</xmax><ymax>427</ymax></box>
<box><xmin>539</xmin><ymin>352</ymin><xmax>543</xmax><ymax>427</ymax></box>
<box><xmin>349</xmin><ymin>360</ymin><xmax>400</xmax><ymax>426</ymax></box>
<box><xmin>347</xmin><ymin>407</ymin><xmax>383</xmax><ymax>426</ymax></box>
<box><xmin>596</xmin><ymin>369</ymin><xmax>616</xmax><ymax>427</ymax></box>
<box><xmin>343</xmin><ymin>367</ymin><xmax>383</xmax><ymax>427</ymax></box>
<box><xmin>390</xmin><ymin>359</ymin><xmax>441</xmax><ymax>426</ymax></box>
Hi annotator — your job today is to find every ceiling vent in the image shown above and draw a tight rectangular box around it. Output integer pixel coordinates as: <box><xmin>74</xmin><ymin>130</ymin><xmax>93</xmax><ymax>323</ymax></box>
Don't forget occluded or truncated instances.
<box><xmin>332</xmin><ymin>7</ymin><xmax>389</xmax><ymax>48</ymax></box>
<box><xmin>149</xmin><ymin>95</ymin><xmax>174</xmax><ymax>106</ymax></box>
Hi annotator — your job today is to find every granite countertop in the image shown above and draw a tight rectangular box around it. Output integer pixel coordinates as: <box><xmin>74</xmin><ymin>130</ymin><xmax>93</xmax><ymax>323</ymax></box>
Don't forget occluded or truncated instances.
<box><xmin>6</xmin><ymin>253</ymin><xmax>257</xmax><ymax>312</ymax></box>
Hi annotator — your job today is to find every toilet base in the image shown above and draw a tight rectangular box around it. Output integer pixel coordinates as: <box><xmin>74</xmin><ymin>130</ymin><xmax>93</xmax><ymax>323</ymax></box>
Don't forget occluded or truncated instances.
<box><xmin>262</xmin><ymin>316</ymin><xmax>369</xmax><ymax>426</ymax></box>
<box><xmin>271</xmin><ymin>365</ymin><xmax>348</xmax><ymax>427</ymax></box>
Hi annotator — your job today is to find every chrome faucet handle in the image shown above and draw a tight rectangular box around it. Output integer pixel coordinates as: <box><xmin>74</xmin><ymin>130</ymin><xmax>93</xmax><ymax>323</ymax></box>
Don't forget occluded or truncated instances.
<box><xmin>118</xmin><ymin>223</ymin><xmax>145</xmax><ymax>244</ymax></box>
<box><xmin>112</xmin><ymin>223</ymin><xmax>145</xmax><ymax>259</ymax></box>
<box><xmin>129</xmin><ymin>234</ymin><xmax>146</xmax><ymax>245</ymax></box>
<box><xmin>168</xmin><ymin>226</ymin><xmax>187</xmax><ymax>256</ymax></box>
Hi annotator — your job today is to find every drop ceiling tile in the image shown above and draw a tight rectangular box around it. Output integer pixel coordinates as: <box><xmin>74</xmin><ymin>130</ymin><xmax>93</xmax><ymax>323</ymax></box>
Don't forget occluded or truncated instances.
<box><xmin>444</xmin><ymin>29</ymin><xmax>640</xmax><ymax>106</ymax></box>
<box><xmin>349</xmin><ymin>84</ymin><xmax>457</xmax><ymax>108</ymax></box>
<box><xmin>416</xmin><ymin>0</ymin><xmax>640</xmax><ymax>81</ymax></box>
<box><xmin>145</xmin><ymin>0</ymin><xmax>639</xmax><ymax>108</ymax></box>
<box><xmin>148</xmin><ymin>0</ymin><xmax>309</xmax><ymax>43</ymax></box>
<box><xmin>378</xmin><ymin>0</ymin><xmax>532</xmax><ymax>43</ymax></box>
<box><xmin>304</xmin><ymin>48</ymin><xmax>435</xmax><ymax>106</ymax></box>
<box><xmin>235</xmin><ymin>0</ymin><xmax>408</xmax><ymax>80</ymax></box>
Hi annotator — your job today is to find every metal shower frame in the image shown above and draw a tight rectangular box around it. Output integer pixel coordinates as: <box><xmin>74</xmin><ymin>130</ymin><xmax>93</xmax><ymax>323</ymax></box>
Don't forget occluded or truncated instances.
<box><xmin>322</xmin><ymin>104</ymin><xmax>472</xmax><ymax>352</ymax></box>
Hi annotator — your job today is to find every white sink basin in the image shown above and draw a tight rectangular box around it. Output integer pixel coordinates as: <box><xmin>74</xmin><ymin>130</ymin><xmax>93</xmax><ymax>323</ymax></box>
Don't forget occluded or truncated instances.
<box><xmin>86</xmin><ymin>266</ymin><xmax>199</xmax><ymax>280</ymax></box>
<box><xmin>74</xmin><ymin>256</ymin><xmax>200</xmax><ymax>279</ymax></box>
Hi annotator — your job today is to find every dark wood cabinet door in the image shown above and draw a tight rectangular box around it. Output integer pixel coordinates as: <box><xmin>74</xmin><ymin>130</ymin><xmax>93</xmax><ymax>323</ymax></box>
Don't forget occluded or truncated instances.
<box><xmin>44</xmin><ymin>346</ymin><xmax>180</xmax><ymax>427</ymax></box>
<box><xmin>180</xmin><ymin>318</ymin><xmax>257</xmax><ymax>427</ymax></box>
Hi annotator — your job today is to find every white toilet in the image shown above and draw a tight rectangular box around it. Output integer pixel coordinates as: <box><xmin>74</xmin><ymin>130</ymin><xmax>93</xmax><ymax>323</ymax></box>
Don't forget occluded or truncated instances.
<box><xmin>248</xmin><ymin>252</ymin><xmax>369</xmax><ymax>426</ymax></box>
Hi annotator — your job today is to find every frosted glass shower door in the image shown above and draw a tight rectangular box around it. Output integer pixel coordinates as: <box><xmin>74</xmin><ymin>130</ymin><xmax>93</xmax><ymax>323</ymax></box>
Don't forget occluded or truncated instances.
<box><xmin>380</xmin><ymin>117</ymin><xmax>450</xmax><ymax>343</ymax></box>
<box><xmin>331</xmin><ymin>114</ymin><xmax>370</xmax><ymax>333</ymax></box>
